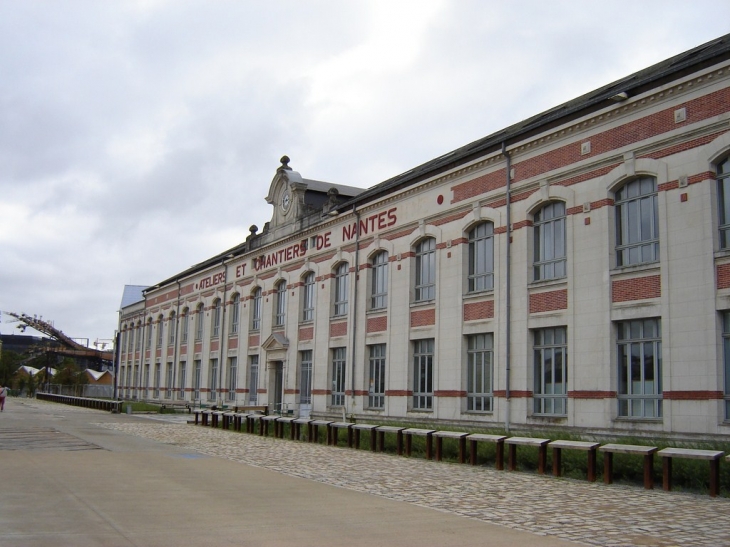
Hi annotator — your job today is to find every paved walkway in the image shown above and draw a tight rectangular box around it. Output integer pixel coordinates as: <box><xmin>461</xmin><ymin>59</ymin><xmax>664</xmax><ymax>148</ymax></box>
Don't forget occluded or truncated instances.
<box><xmin>97</xmin><ymin>413</ymin><xmax>730</xmax><ymax>547</ymax></box>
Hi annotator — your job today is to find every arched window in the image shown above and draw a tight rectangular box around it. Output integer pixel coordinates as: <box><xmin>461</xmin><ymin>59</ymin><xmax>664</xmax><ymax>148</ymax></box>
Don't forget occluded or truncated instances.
<box><xmin>180</xmin><ymin>308</ymin><xmax>189</xmax><ymax>344</ymax></box>
<box><xmin>718</xmin><ymin>157</ymin><xmax>730</xmax><ymax>248</ymax></box>
<box><xmin>533</xmin><ymin>202</ymin><xmax>566</xmax><ymax>280</ymax></box>
<box><xmin>168</xmin><ymin>311</ymin><xmax>176</xmax><ymax>346</ymax></box>
<box><xmin>146</xmin><ymin>318</ymin><xmax>153</xmax><ymax>349</ymax></box>
<box><xmin>615</xmin><ymin>176</ymin><xmax>659</xmax><ymax>266</ymax></box>
<box><xmin>194</xmin><ymin>303</ymin><xmax>204</xmax><ymax>341</ymax></box>
<box><xmin>415</xmin><ymin>238</ymin><xmax>436</xmax><ymax>302</ymax></box>
<box><xmin>251</xmin><ymin>287</ymin><xmax>262</xmax><ymax>330</ymax></box>
<box><xmin>468</xmin><ymin>223</ymin><xmax>494</xmax><ymax>292</ymax></box>
<box><xmin>370</xmin><ymin>251</ymin><xmax>388</xmax><ymax>309</ymax></box>
<box><xmin>301</xmin><ymin>272</ymin><xmax>315</xmax><ymax>322</ymax></box>
<box><xmin>274</xmin><ymin>281</ymin><xmax>286</xmax><ymax>327</ymax></box>
<box><xmin>333</xmin><ymin>263</ymin><xmax>349</xmax><ymax>316</ymax></box>
<box><xmin>229</xmin><ymin>294</ymin><xmax>240</xmax><ymax>334</ymax></box>
<box><xmin>211</xmin><ymin>299</ymin><xmax>221</xmax><ymax>338</ymax></box>
<box><xmin>156</xmin><ymin>315</ymin><xmax>164</xmax><ymax>347</ymax></box>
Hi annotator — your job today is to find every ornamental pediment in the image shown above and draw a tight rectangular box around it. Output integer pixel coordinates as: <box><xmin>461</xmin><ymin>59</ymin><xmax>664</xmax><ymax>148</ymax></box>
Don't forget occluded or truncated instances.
<box><xmin>261</xmin><ymin>332</ymin><xmax>289</xmax><ymax>351</ymax></box>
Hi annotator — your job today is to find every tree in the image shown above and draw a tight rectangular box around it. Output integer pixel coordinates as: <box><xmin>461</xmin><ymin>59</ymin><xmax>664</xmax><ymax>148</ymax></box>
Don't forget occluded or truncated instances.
<box><xmin>0</xmin><ymin>350</ymin><xmax>22</xmax><ymax>387</ymax></box>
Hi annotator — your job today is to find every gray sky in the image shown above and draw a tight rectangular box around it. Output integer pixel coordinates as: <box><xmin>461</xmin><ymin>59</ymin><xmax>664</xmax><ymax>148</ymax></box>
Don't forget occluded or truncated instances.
<box><xmin>1</xmin><ymin>0</ymin><xmax>729</xmax><ymax>346</ymax></box>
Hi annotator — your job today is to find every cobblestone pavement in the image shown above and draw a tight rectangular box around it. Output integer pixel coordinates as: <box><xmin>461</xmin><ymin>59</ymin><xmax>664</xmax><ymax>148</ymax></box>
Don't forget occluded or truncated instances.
<box><xmin>88</xmin><ymin>414</ymin><xmax>730</xmax><ymax>547</ymax></box>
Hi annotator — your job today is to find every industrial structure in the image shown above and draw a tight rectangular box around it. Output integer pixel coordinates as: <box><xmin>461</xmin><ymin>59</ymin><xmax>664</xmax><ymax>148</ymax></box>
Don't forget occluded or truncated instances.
<box><xmin>119</xmin><ymin>34</ymin><xmax>730</xmax><ymax>440</ymax></box>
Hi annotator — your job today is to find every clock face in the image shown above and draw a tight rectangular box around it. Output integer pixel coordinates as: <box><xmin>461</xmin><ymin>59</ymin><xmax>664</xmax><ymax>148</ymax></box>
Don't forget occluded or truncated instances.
<box><xmin>281</xmin><ymin>191</ymin><xmax>291</xmax><ymax>212</ymax></box>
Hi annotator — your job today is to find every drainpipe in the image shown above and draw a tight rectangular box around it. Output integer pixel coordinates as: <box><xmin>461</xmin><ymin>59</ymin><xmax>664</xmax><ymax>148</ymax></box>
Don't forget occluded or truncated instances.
<box><xmin>350</xmin><ymin>206</ymin><xmax>361</xmax><ymax>417</ymax></box>
<box><xmin>218</xmin><ymin>262</ymin><xmax>228</xmax><ymax>408</ymax></box>
<box><xmin>501</xmin><ymin>142</ymin><xmax>512</xmax><ymax>433</ymax></box>
<box><xmin>172</xmin><ymin>280</ymin><xmax>181</xmax><ymax>401</ymax></box>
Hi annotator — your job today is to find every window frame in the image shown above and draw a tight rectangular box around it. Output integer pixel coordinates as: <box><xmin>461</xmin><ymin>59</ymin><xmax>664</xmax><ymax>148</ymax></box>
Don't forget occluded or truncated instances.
<box><xmin>208</xmin><ymin>358</ymin><xmax>219</xmax><ymax>402</ymax></box>
<box><xmin>617</xmin><ymin>318</ymin><xmax>662</xmax><ymax>419</ymax></box>
<box><xmin>723</xmin><ymin>312</ymin><xmax>730</xmax><ymax>420</ymax></box>
<box><xmin>194</xmin><ymin>304</ymin><xmax>204</xmax><ymax>342</ymax></box>
<box><xmin>211</xmin><ymin>299</ymin><xmax>221</xmax><ymax>338</ymax></box>
<box><xmin>468</xmin><ymin>223</ymin><xmax>494</xmax><ymax>292</ymax></box>
<box><xmin>251</xmin><ymin>287</ymin><xmax>262</xmax><ymax>331</ymax></box>
<box><xmin>718</xmin><ymin>158</ymin><xmax>730</xmax><ymax>249</ymax></box>
<box><xmin>230</xmin><ymin>294</ymin><xmax>240</xmax><ymax>334</ymax></box>
<box><xmin>178</xmin><ymin>361</ymin><xmax>186</xmax><ymax>400</ymax></box>
<box><xmin>299</xmin><ymin>350</ymin><xmax>313</xmax><ymax>404</ymax></box>
<box><xmin>248</xmin><ymin>355</ymin><xmax>259</xmax><ymax>404</ymax></box>
<box><xmin>168</xmin><ymin>312</ymin><xmax>176</xmax><ymax>346</ymax></box>
<box><xmin>368</xmin><ymin>343</ymin><xmax>386</xmax><ymax>409</ymax></box>
<box><xmin>331</xmin><ymin>347</ymin><xmax>346</xmax><ymax>406</ymax></box>
<box><xmin>156</xmin><ymin>315</ymin><xmax>164</xmax><ymax>348</ymax></box>
<box><xmin>180</xmin><ymin>310</ymin><xmax>189</xmax><ymax>345</ymax></box>
<box><xmin>415</xmin><ymin>238</ymin><xmax>436</xmax><ymax>302</ymax></box>
<box><xmin>533</xmin><ymin>202</ymin><xmax>567</xmax><ymax>281</ymax></box>
<box><xmin>615</xmin><ymin>176</ymin><xmax>659</xmax><ymax>267</ymax></box>
<box><xmin>466</xmin><ymin>333</ymin><xmax>493</xmax><ymax>412</ymax></box>
<box><xmin>533</xmin><ymin>327</ymin><xmax>568</xmax><ymax>416</ymax></box>
<box><xmin>193</xmin><ymin>360</ymin><xmax>201</xmax><ymax>400</ymax></box>
<box><xmin>301</xmin><ymin>272</ymin><xmax>315</xmax><ymax>322</ymax></box>
<box><xmin>227</xmin><ymin>357</ymin><xmax>237</xmax><ymax>402</ymax></box>
<box><xmin>413</xmin><ymin>338</ymin><xmax>434</xmax><ymax>410</ymax></box>
<box><xmin>274</xmin><ymin>281</ymin><xmax>287</xmax><ymax>327</ymax></box>
<box><xmin>333</xmin><ymin>263</ymin><xmax>349</xmax><ymax>317</ymax></box>
<box><xmin>370</xmin><ymin>251</ymin><xmax>389</xmax><ymax>309</ymax></box>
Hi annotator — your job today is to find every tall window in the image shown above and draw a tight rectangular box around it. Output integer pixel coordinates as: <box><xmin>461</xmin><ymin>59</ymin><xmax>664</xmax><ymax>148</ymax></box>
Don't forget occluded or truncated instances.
<box><xmin>468</xmin><ymin>223</ymin><xmax>494</xmax><ymax>292</ymax></box>
<box><xmin>415</xmin><ymin>238</ymin><xmax>436</xmax><ymax>302</ymax></box>
<box><xmin>333</xmin><ymin>263</ymin><xmax>349</xmax><ymax>316</ymax></box>
<box><xmin>146</xmin><ymin>319</ymin><xmax>152</xmax><ymax>349</ymax></box>
<box><xmin>230</xmin><ymin>294</ymin><xmax>240</xmax><ymax>334</ymax></box>
<box><xmin>194</xmin><ymin>304</ymin><xmax>204</xmax><ymax>341</ymax></box>
<box><xmin>615</xmin><ymin>177</ymin><xmax>659</xmax><ymax>266</ymax></box>
<box><xmin>165</xmin><ymin>362</ymin><xmax>173</xmax><ymax>399</ymax></box>
<box><xmin>181</xmin><ymin>310</ymin><xmax>189</xmax><ymax>344</ymax></box>
<box><xmin>723</xmin><ymin>312</ymin><xmax>730</xmax><ymax>420</ymax></box>
<box><xmin>370</xmin><ymin>251</ymin><xmax>388</xmax><ymax>309</ymax></box>
<box><xmin>156</xmin><ymin>315</ymin><xmax>164</xmax><ymax>347</ymax></box>
<box><xmin>467</xmin><ymin>334</ymin><xmax>493</xmax><ymax>412</ymax></box>
<box><xmin>135</xmin><ymin>323</ymin><xmax>142</xmax><ymax>353</ymax></box>
<box><xmin>617</xmin><ymin>318</ymin><xmax>662</xmax><ymax>418</ymax></box>
<box><xmin>227</xmin><ymin>357</ymin><xmax>237</xmax><ymax>402</ymax></box>
<box><xmin>718</xmin><ymin>158</ymin><xmax>730</xmax><ymax>248</ymax></box>
<box><xmin>143</xmin><ymin>363</ymin><xmax>150</xmax><ymax>398</ymax></box>
<box><xmin>178</xmin><ymin>361</ymin><xmax>186</xmax><ymax>400</ymax></box>
<box><xmin>133</xmin><ymin>365</ymin><xmax>140</xmax><ymax>398</ymax></box>
<box><xmin>301</xmin><ymin>272</ymin><xmax>315</xmax><ymax>322</ymax></box>
<box><xmin>127</xmin><ymin>328</ymin><xmax>134</xmax><ymax>353</ymax></box>
<box><xmin>368</xmin><ymin>344</ymin><xmax>386</xmax><ymax>409</ymax></box>
<box><xmin>211</xmin><ymin>299</ymin><xmax>221</xmax><ymax>338</ymax></box>
<box><xmin>533</xmin><ymin>327</ymin><xmax>567</xmax><ymax>415</ymax></box>
<box><xmin>251</xmin><ymin>287</ymin><xmax>262</xmax><ymax>330</ymax></box>
<box><xmin>168</xmin><ymin>312</ymin><xmax>176</xmax><ymax>346</ymax></box>
<box><xmin>209</xmin><ymin>358</ymin><xmax>218</xmax><ymax>401</ymax></box>
<box><xmin>193</xmin><ymin>360</ymin><xmax>201</xmax><ymax>400</ymax></box>
<box><xmin>413</xmin><ymin>339</ymin><xmax>434</xmax><ymax>410</ymax></box>
<box><xmin>274</xmin><ymin>281</ymin><xmax>286</xmax><ymax>327</ymax></box>
<box><xmin>248</xmin><ymin>355</ymin><xmax>259</xmax><ymax>404</ymax></box>
<box><xmin>331</xmin><ymin>347</ymin><xmax>346</xmax><ymax>406</ymax></box>
<box><xmin>153</xmin><ymin>363</ymin><xmax>161</xmax><ymax>398</ymax></box>
<box><xmin>534</xmin><ymin>202</ymin><xmax>566</xmax><ymax>280</ymax></box>
<box><xmin>300</xmin><ymin>350</ymin><xmax>313</xmax><ymax>404</ymax></box>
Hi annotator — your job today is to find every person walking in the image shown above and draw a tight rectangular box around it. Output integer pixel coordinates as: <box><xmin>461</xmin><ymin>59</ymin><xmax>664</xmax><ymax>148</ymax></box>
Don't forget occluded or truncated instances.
<box><xmin>0</xmin><ymin>384</ymin><xmax>7</xmax><ymax>411</ymax></box>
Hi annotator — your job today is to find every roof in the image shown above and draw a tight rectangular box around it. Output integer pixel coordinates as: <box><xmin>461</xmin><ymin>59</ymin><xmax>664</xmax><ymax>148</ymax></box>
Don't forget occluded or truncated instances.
<box><xmin>333</xmin><ymin>33</ymin><xmax>730</xmax><ymax>212</ymax></box>
<box><xmin>120</xmin><ymin>285</ymin><xmax>148</xmax><ymax>308</ymax></box>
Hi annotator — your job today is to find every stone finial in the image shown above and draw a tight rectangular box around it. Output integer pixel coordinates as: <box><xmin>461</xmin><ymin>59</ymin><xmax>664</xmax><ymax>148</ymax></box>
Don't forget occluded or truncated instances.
<box><xmin>249</xmin><ymin>225</ymin><xmax>258</xmax><ymax>235</ymax></box>
<box><xmin>280</xmin><ymin>155</ymin><xmax>291</xmax><ymax>170</ymax></box>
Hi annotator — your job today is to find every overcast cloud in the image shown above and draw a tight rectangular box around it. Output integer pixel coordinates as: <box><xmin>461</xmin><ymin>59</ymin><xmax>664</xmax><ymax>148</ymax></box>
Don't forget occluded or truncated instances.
<box><xmin>1</xmin><ymin>0</ymin><xmax>729</xmax><ymax>346</ymax></box>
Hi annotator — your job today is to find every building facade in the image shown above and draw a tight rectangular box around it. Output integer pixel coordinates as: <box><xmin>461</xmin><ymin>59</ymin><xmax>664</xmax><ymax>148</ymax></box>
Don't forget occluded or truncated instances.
<box><xmin>119</xmin><ymin>35</ymin><xmax>730</xmax><ymax>439</ymax></box>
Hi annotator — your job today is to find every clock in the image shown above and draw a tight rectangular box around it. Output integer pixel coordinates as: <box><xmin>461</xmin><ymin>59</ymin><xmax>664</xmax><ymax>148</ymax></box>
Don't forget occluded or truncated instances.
<box><xmin>281</xmin><ymin>191</ymin><xmax>291</xmax><ymax>212</ymax></box>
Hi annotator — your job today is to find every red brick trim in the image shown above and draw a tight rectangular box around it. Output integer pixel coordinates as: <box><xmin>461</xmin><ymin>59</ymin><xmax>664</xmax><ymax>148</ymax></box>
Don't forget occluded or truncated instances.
<box><xmin>663</xmin><ymin>390</ymin><xmax>723</xmax><ymax>400</ymax></box>
<box><xmin>463</xmin><ymin>300</ymin><xmax>494</xmax><ymax>321</ymax></box>
<box><xmin>611</xmin><ymin>275</ymin><xmax>661</xmax><ymax>303</ymax></box>
<box><xmin>248</xmin><ymin>334</ymin><xmax>260</xmax><ymax>348</ymax></box>
<box><xmin>311</xmin><ymin>389</ymin><xmax>332</xmax><ymax>395</ymax></box>
<box><xmin>284</xmin><ymin>389</ymin><xmax>300</xmax><ymax>395</ymax></box>
<box><xmin>382</xmin><ymin>227</ymin><xmax>417</xmax><ymax>241</ymax></box>
<box><xmin>411</xmin><ymin>308</ymin><xmax>436</xmax><ymax>327</ymax></box>
<box><xmin>529</xmin><ymin>289</ymin><xmax>568</xmax><ymax>313</ymax></box>
<box><xmin>432</xmin><ymin>210</ymin><xmax>471</xmax><ymax>227</ymax></box>
<box><xmin>434</xmin><ymin>390</ymin><xmax>467</xmax><ymax>397</ymax></box>
<box><xmin>385</xmin><ymin>390</ymin><xmax>412</xmax><ymax>396</ymax></box>
<box><xmin>312</xmin><ymin>252</ymin><xmax>337</xmax><ymax>264</ymax></box>
<box><xmin>494</xmin><ymin>390</ymin><xmax>532</xmax><ymax>398</ymax></box>
<box><xmin>330</xmin><ymin>321</ymin><xmax>348</xmax><ymax>338</ymax></box>
<box><xmin>367</xmin><ymin>315</ymin><xmax>388</xmax><ymax>333</ymax></box>
<box><xmin>568</xmin><ymin>390</ymin><xmax>617</xmax><ymax>399</ymax></box>
<box><xmin>717</xmin><ymin>263</ymin><xmax>730</xmax><ymax>290</ymax></box>
<box><xmin>299</xmin><ymin>326</ymin><xmax>313</xmax><ymax>341</ymax></box>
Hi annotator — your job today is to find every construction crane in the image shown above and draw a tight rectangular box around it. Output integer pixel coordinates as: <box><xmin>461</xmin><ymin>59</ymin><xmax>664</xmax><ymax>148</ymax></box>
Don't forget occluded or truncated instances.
<box><xmin>2</xmin><ymin>311</ymin><xmax>114</xmax><ymax>368</ymax></box>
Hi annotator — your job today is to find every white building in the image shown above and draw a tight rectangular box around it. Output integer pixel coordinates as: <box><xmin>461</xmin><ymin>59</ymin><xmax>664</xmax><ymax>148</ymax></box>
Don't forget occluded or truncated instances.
<box><xmin>119</xmin><ymin>34</ymin><xmax>730</xmax><ymax>440</ymax></box>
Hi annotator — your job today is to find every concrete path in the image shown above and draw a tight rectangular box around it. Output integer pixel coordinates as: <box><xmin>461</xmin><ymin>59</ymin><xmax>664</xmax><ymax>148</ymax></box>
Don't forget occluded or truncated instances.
<box><xmin>1</xmin><ymin>398</ymin><xmax>729</xmax><ymax>546</ymax></box>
